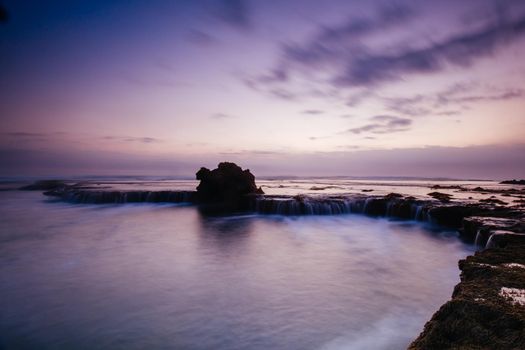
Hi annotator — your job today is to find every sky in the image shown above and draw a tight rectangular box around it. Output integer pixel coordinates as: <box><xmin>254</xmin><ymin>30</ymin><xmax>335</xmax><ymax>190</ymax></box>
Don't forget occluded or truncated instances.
<box><xmin>1</xmin><ymin>0</ymin><xmax>524</xmax><ymax>179</ymax></box>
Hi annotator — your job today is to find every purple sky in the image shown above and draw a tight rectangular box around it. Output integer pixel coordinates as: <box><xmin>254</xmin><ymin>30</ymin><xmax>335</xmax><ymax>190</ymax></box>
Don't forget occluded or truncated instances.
<box><xmin>1</xmin><ymin>0</ymin><xmax>524</xmax><ymax>178</ymax></box>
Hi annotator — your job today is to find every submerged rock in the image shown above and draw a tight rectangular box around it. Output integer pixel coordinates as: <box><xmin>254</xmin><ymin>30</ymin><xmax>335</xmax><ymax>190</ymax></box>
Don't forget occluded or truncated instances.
<box><xmin>19</xmin><ymin>180</ymin><xmax>68</xmax><ymax>191</ymax></box>
<box><xmin>409</xmin><ymin>236</ymin><xmax>525</xmax><ymax>349</ymax></box>
<box><xmin>196</xmin><ymin>162</ymin><xmax>263</xmax><ymax>213</ymax></box>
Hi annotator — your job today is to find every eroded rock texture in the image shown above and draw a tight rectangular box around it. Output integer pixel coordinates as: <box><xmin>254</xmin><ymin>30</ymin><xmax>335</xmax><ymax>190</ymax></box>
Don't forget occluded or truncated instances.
<box><xmin>409</xmin><ymin>234</ymin><xmax>525</xmax><ymax>349</ymax></box>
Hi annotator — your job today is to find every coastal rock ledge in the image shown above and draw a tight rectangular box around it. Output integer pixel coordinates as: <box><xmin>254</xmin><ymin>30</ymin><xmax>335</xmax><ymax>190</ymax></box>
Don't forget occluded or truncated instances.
<box><xmin>409</xmin><ymin>233</ymin><xmax>525</xmax><ymax>349</ymax></box>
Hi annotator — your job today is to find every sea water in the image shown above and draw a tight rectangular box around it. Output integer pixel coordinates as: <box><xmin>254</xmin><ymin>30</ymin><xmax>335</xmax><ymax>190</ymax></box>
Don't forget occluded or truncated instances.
<box><xmin>0</xmin><ymin>188</ymin><xmax>474</xmax><ymax>350</ymax></box>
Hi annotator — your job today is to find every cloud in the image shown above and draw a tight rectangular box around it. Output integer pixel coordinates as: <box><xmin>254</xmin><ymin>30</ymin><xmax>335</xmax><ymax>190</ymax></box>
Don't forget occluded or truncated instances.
<box><xmin>302</xmin><ymin>109</ymin><xmax>324</xmax><ymax>115</ymax></box>
<box><xmin>211</xmin><ymin>113</ymin><xmax>234</xmax><ymax>119</ymax></box>
<box><xmin>5</xmin><ymin>132</ymin><xmax>48</xmax><ymax>138</ymax></box>
<box><xmin>344</xmin><ymin>115</ymin><xmax>412</xmax><ymax>135</ymax></box>
<box><xmin>124</xmin><ymin>137</ymin><xmax>159</xmax><ymax>143</ymax></box>
<box><xmin>282</xmin><ymin>3</ymin><xmax>415</xmax><ymax>68</ymax></box>
<box><xmin>379</xmin><ymin>83</ymin><xmax>524</xmax><ymax>117</ymax></box>
<box><xmin>433</xmin><ymin>110</ymin><xmax>461</xmax><ymax>116</ymax></box>
<box><xmin>437</xmin><ymin>86</ymin><xmax>524</xmax><ymax>105</ymax></box>
<box><xmin>252</xmin><ymin>3</ymin><xmax>525</xmax><ymax>106</ymax></box>
<box><xmin>309</xmin><ymin>135</ymin><xmax>332</xmax><ymax>141</ymax></box>
<box><xmin>219</xmin><ymin>149</ymin><xmax>284</xmax><ymax>156</ymax></box>
<box><xmin>2</xmin><ymin>132</ymin><xmax>67</xmax><ymax>142</ymax></box>
<box><xmin>102</xmin><ymin>136</ymin><xmax>161</xmax><ymax>144</ymax></box>
<box><xmin>269</xmin><ymin>88</ymin><xmax>296</xmax><ymax>100</ymax></box>
<box><xmin>215</xmin><ymin>0</ymin><xmax>251</xmax><ymax>30</ymax></box>
<box><xmin>333</xmin><ymin>14</ymin><xmax>525</xmax><ymax>87</ymax></box>
<box><xmin>382</xmin><ymin>95</ymin><xmax>432</xmax><ymax>117</ymax></box>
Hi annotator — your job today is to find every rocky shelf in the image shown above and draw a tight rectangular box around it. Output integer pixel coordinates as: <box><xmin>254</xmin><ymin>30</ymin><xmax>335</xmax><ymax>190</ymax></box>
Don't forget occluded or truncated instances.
<box><xmin>409</xmin><ymin>232</ymin><xmax>525</xmax><ymax>349</ymax></box>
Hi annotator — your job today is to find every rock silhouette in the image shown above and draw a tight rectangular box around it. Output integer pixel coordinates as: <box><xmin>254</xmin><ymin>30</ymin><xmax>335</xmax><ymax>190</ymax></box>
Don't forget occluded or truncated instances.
<box><xmin>196</xmin><ymin>162</ymin><xmax>263</xmax><ymax>213</ymax></box>
<box><xmin>501</xmin><ymin>179</ymin><xmax>525</xmax><ymax>185</ymax></box>
<box><xmin>19</xmin><ymin>180</ymin><xmax>68</xmax><ymax>191</ymax></box>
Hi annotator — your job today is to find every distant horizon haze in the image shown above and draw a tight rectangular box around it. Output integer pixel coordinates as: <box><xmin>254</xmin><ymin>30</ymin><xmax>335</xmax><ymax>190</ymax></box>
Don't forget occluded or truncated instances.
<box><xmin>1</xmin><ymin>143</ymin><xmax>524</xmax><ymax>180</ymax></box>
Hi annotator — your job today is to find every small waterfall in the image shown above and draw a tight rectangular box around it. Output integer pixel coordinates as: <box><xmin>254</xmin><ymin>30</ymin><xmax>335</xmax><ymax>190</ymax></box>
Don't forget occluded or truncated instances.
<box><xmin>386</xmin><ymin>201</ymin><xmax>394</xmax><ymax>216</ymax></box>
<box><xmin>254</xmin><ymin>197</ymin><xmax>358</xmax><ymax>216</ymax></box>
<box><xmin>485</xmin><ymin>234</ymin><xmax>495</xmax><ymax>249</ymax></box>
<box><xmin>426</xmin><ymin>210</ymin><xmax>434</xmax><ymax>224</ymax></box>
<box><xmin>51</xmin><ymin>189</ymin><xmax>441</xmax><ymax>225</ymax></box>
<box><xmin>474</xmin><ymin>229</ymin><xmax>482</xmax><ymax>247</ymax></box>
<box><xmin>363</xmin><ymin>198</ymin><xmax>374</xmax><ymax>214</ymax></box>
<box><xmin>415</xmin><ymin>205</ymin><xmax>423</xmax><ymax>221</ymax></box>
<box><xmin>252</xmin><ymin>196</ymin><xmax>433</xmax><ymax>221</ymax></box>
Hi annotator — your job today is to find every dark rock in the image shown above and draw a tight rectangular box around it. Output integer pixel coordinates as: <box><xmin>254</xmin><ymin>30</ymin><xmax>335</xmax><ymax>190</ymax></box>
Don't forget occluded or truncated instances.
<box><xmin>384</xmin><ymin>192</ymin><xmax>403</xmax><ymax>200</ymax></box>
<box><xmin>19</xmin><ymin>180</ymin><xmax>68</xmax><ymax>191</ymax></box>
<box><xmin>427</xmin><ymin>191</ymin><xmax>453</xmax><ymax>202</ymax></box>
<box><xmin>409</xmin><ymin>239</ymin><xmax>525</xmax><ymax>349</ymax></box>
<box><xmin>486</xmin><ymin>231</ymin><xmax>525</xmax><ymax>249</ymax></box>
<box><xmin>363</xmin><ymin>198</ymin><xmax>387</xmax><ymax>216</ymax></box>
<box><xmin>479</xmin><ymin>197</ymin><xmax>507</xmax><ymax>205</ymax></box>
<box><xmin>196</xmin><ymin>162</ymin><xmax>263</xmax><ymax>213</ymax></box>
<box><xmin>461</xmin><ymin>216</ymin><xmax>523</xmax><ymax>246</ymax></box>
<box><xmin>431</xmin><ymin>184</ymin><xmax>463</xmax><ymax>190</ymax></box>
<box><xmin>501</xmin><ymin>179</ymin><xmax>525</xmax><ymax>185</ymax></box>
<box><xmin>428</xmin><ymin>205</ymin><xmax>483</xmax><ymax>228</ymax></box>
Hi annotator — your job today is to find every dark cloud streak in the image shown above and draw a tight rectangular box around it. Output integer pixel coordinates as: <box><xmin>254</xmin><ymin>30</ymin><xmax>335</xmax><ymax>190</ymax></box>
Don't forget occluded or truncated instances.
<box><xmin>344</xmin><ymin>115</ymin><xmax>412</xmax><ymax>134</ymax></box>
<box><xmin>334</xmin><ymin>14</ymin><xmax>525</xmax><ymax>86</ymax></box>
<box><xmin>302</xmin><ymin>109</ymin><xmax>324</xmax><ymax>115</ymax></box>
<box><xmin>101</xmin><ymin>136</ymin><xmax>161</xmax><ymax>144</ymax></box>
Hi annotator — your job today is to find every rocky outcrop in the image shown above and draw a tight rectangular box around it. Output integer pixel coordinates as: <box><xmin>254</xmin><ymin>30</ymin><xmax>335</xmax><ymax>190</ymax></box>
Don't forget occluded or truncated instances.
<box><xmin>19</xmin><ymin>180</ymin><xmax>68</xmax><ymax>191</ymax></box>
<box><xmin>427</xmin><ymin>191</ymin><xmax>453</xmax><ymax>202</ymax></box>
<box><xmin>195</xmin><ymin>162</ymin><xmax>263</xmax><ymax>213</ymax></box>
<box><xmin>501</xmin><ymin>179</ymin><xmax>525</xmax><ymax>185</ymax></box>
<box><xmin>461</xmin><ymin>216</ymin><xmax>525</xmax><ymax>247</ymax></box>
<box><xmin>409</xmin><ymin>234</ymin><xmax>525</xmax><ymax>349</ymax></box>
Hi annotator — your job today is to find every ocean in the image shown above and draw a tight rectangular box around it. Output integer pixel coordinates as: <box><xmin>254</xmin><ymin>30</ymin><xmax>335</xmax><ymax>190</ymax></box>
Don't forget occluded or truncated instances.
<box><xmin>0</xmin><ymin>178</ymin><xmax>487</xmax><ymax>349</ymax></box>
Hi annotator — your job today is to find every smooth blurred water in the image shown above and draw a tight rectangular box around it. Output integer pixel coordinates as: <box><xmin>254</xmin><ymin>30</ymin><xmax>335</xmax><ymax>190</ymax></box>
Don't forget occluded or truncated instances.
<box><xmin>0</xmin><ymin>191</ymin><xmax>473</xmax><ymax>350</ymax></box>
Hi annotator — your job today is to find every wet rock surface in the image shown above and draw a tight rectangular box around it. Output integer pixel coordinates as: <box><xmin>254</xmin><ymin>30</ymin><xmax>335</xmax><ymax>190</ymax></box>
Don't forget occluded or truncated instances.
<box><xmin>409</xmin><ymin>234</ymin><xmax>525</xmax><ymax>350</ymax></box>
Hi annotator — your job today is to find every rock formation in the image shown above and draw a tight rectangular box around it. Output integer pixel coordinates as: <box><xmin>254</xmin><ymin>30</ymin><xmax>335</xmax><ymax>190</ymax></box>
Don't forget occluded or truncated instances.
<box><xmin>501</xmin><ymin>179</ymin><xmax>525</xmax><ymax>185</ymax></box>
<box><xmin>409</xmin><ymin>233</ymin><xmax>525</xmax><ymax>349</ymax></box>
<box><xmin>195</xmin><ymin>162</ymin><xmax>263</xmax><ymax>213</ymax></box>
<box><xmin>19</xmin><ymin>180</ymin><xmax>68</xmax><ymax>191</ymax></box>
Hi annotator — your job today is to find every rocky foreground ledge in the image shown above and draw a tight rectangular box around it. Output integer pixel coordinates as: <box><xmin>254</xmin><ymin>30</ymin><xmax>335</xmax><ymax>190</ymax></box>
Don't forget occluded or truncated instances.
<box><xmin>409</xmin><ymin>233</ymin><xmax>525</xmax><ymax>349</ymax></box>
